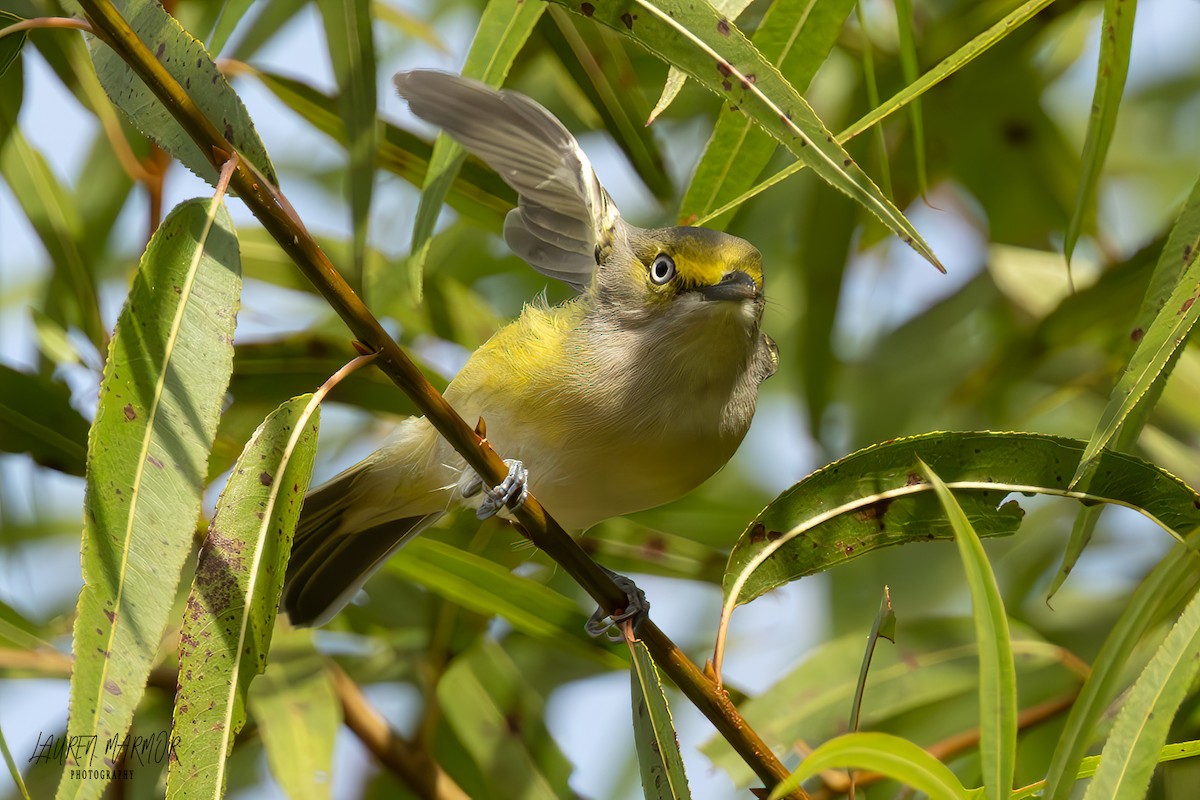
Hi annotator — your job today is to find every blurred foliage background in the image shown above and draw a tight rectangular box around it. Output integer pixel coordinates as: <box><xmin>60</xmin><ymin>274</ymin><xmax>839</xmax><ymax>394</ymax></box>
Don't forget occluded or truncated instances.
<box><xmin>2</xmin><ymin>0</ymin><xmax>1200</xmax><ymax>797</ymax></box>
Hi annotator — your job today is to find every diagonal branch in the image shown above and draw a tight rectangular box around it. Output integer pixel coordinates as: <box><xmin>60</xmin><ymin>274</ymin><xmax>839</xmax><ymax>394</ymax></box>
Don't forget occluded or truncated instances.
<box><xmin>72</xmin><ymin>1</ymin><xmax>804</xmax><ymax>795</ymax></box>
<box><xmin>330</xmin><ymin>663</ymin><xmax>469</xmax><ymax>800</ymax></box>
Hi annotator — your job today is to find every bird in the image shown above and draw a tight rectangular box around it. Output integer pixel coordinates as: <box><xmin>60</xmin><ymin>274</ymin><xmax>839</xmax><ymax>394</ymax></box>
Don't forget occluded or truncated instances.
<box><xmin>282</xmin><ymin>69</ymin><xmax>778</xmax><ymax>630</ymax></box>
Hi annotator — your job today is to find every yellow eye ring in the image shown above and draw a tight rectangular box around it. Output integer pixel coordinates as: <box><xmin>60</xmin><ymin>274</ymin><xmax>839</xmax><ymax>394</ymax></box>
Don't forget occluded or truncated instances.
<box><xmin>650</xmin><ymin>253</ymin><xmax>676</xmax><ymax>285</ymax></box>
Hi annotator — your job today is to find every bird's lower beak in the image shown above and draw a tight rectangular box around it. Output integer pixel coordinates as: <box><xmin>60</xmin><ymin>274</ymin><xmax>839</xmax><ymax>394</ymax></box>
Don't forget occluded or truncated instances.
<box><xmin>696</xmin><ymin>270</ymin><xmax>760</xmax><ymax>302</ymax></box>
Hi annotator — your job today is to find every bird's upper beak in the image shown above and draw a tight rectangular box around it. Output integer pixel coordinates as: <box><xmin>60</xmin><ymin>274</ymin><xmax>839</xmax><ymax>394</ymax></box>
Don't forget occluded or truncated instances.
<box><xmin>696</xmin><ymin>270</ymin><xmax>760</xmax><ymax>302</ymax></box>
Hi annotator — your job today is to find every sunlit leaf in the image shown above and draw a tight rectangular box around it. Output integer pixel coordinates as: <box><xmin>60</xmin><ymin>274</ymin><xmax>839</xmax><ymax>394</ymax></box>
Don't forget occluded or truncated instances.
<box><xmin>923</xmin><ymin>463</ymin><xmax>1016</xmax><ymax>800</ymax></box>
<box><xmin>317</xmin><ymin>0</ymin><xmax>376</xmax><ymax>294</ymax></box>
<box><xmin>629</xmin><ymin>638</ymin><xmax>692</xmax><ymax>799</ymax></box>
<box><xmin>1083</xmin><ymin>586</ymin><xmax>1200</xmax><ymax>799</ymax></box>
<box><xmin>703</xmin><ymin>620</ymin><xmax>1067</xmax><ymax>784</ymax></box>
<box><xmin>1064</xmin><ymin>0</ymin><xmax>1137</xmax><ymax>262</ymax></box>
<box><xmin>0</xmin><ymin>129</ymin><xmax>105</xmax><ymax>350</ymax></box>
<box><xmin>770</xmin><ymin>732</ymin><xmax>977</xmax><ymax>800</ymax></box>
<box><xmin>247</xmin><ymin>630</ymin><xmax>339</xmax><ymax>800</ymax></box>
<box><xmin>553</xmin><ymin>0</ymin><xmax>941</xmax><ymax>269</ymax></box>
<box><xmin>1042</xmin><ymin>530</ymin><xmax>1200</xmax><ymax>800</ymax></box>
<box><xmin>647</xmin><ymin>0</ymin><xmax>754</xmax><ymax>122</ymax></box>
<box><xmin>1054</xmin><ymin>176</ymin><xmax>1200</xmax><ymax>594</ymax></box>
<box><xmin>57</xmin><ymin>197</ymin><xmax>241</xmax><ymax>800</ymax></box>
<box><xmin>679</xmin><ymin>0</ymin><xmax>855</xmax><ymax>227</ymax></box>
<box><xmin>693</xmin><ymin>0</ymin><xmax>1058</xmax><ymax>226</ymax></box>
<box><xmin>543</xmin><ymin>7</ymin><xmax>672</xmax><ymax>202</ymax></box>
<box><xmin>437</xmin><ymin>641</ymin><xmax>574</xmax><ymax>799</ymax></box>
<box><xmin>0</xmin><ymin>718</ymin><xmax>31</xmax><ymax>800</ymax></box>
<box><xmin>88</xmin><ymin>0</ymin><xmax>277</xmax><ymax>185</ymax></box>
<box><xmin>167</xmin><ymin>395</ymin><xmax>321</xmax><ymax>798</ymax></box>
<box><xmin>723</xmin><ymin>432</ymin><xmax>1200</xmax><ymax>611</ymax></box>
<box><xmin>390</xmin><ymin>538</ymin><xmax>621</xmax><ymax>668</ymax></box>
<box><xmin>206</xmin><ymin>0</ymin><xmax>256</xmax><ymax>54</ymax></box>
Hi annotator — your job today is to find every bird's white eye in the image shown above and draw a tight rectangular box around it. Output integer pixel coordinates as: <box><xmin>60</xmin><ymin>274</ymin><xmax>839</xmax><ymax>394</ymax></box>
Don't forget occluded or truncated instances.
<box><xmin>650</xmin><ymin>253</ymin><xmax>676</xmax><ymax>285</ymax></box>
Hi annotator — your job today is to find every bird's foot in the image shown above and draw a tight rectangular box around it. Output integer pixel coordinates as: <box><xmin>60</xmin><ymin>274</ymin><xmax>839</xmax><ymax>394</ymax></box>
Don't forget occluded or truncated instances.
<box><xmin>463</xmin><ymin>459</ymin><xmax>529</xmax><ymax>520</ymax></box>
<box><xmin>586</xmin><ymin>568</ymin><xmax>650</xmax><ymax>641</ymax></box>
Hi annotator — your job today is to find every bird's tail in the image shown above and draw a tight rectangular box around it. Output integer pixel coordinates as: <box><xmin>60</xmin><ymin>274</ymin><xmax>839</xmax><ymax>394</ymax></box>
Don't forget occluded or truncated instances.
<box><xmin>283</xmin><ymin>460</ymin><xmax>443</xmax><ymax>627</ymax></box>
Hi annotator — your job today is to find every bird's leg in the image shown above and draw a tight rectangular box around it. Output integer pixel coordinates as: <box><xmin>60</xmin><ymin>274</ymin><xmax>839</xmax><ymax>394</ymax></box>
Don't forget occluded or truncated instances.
<box><xmin>462</xmin><ymin>459</ymin><xmax>529</xmax><ymax>520</ymax></box>
<box><xmin>585</xmin><ymin>567</ymin><xmax>650</xmax><ymax>641</ymax></box>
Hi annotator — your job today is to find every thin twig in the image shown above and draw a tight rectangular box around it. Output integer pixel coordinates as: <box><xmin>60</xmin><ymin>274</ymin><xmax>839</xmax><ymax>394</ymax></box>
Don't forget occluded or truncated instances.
<box><xmin>0</xmin><ymin>16</ymin><xmax>93</xmax><ymax>38</ymax></box>
<box><xmin>72</xmin><ymin>1</ymin><xmax>804</xmax><ymax>795</ymax></box>
<box><xmin>329</xmin><ymin>663</ymin><xmax>469</xmax><ymax>800</ymax></box>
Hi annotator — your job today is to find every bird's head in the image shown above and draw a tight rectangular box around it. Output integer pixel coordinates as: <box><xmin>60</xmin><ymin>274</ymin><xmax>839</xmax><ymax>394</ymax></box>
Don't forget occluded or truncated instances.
<box><xmin>595</xmin><ymin>226</ymin><xmax>765</xmax><ymax>332</ymax></box>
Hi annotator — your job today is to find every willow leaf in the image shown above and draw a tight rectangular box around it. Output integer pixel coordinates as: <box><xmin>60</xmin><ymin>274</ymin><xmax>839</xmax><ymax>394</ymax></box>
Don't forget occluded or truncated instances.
<box><xmin>57</xmin><ymin>197</ymin><xmax>241</xmax><ymax>800</ymax></box>
<box><xmin>167</xmin><ymin>395</ymin><xmax>320</xmax><ymax>799</ymax></box>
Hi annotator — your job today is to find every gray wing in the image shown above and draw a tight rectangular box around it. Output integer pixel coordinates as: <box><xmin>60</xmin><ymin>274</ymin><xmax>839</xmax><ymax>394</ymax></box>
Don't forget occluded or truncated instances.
<box><xmin>395</xmin><ymin>69</ymin><xmax>622</xmax><ymax>291</ymax></box>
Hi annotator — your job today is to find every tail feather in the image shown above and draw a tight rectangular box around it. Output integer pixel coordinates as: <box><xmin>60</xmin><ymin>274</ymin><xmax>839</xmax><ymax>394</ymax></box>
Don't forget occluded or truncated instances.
<box><xmin>283</xmin><ymin>457</ymin><xmax>444</xmax><ymax>627</ymax></box>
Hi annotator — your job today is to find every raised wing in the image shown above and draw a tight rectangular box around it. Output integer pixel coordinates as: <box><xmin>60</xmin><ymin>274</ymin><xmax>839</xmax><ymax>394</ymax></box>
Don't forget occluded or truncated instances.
<box><xmin>395</xmin><ymin>69</ymin><xmax>622</xmax><ymax>291</ymax></box>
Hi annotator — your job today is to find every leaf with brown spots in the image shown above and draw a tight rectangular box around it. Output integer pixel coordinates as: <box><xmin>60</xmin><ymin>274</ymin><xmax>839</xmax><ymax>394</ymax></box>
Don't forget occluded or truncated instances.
<box><xmin>555</xmin><ymin>0</ymin><xmax>942</xmax><ymax>269</ymax></box>
<box><xmin>723</xmin><ymin>431</ymin><xmax>1200</xmax><ymax>610</ymax></box>
<box><xmin>60</xmin><ymin>197</ymin><xmax>241</xmax><ymax>800</ymax></box>
<box><xmin>86</xmin><ymin>0</ymin><xmax>276</xmax><ymax>186</ymax></box>
<box><xmin>167</xmin><ymin>394</ymin><xmax>320</xmax><ymax>799</ymax></box>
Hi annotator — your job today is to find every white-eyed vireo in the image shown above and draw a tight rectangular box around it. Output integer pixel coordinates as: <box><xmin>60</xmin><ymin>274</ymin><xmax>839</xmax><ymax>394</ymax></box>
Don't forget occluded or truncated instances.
<box><xmin>283</xmin><ymin>70</ymin><xmax>778</xmax><ymax>629</ymax></box>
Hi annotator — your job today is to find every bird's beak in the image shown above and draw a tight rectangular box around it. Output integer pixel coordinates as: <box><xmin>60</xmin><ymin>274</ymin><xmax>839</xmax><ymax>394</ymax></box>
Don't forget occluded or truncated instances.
<box><xmin>696</xmin><ymin>270</ymin><xmax>760</xmax><ymax>302</ymax></box>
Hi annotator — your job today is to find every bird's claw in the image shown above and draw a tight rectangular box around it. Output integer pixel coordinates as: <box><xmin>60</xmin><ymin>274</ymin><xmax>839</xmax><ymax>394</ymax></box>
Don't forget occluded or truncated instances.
<box><xmin>465</xmin><ymin>459</ymin><xmax>529</xmax><ymax>520</ymax></box>
<box><xmin>586</xmin><ymin>570</ymin><xmax>649</xmax><ymax>641</ymax></box>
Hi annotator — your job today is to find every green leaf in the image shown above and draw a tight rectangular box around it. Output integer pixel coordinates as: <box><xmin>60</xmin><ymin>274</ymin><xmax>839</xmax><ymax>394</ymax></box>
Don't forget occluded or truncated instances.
<box><xmin>769</xmin><ymin>732</ymin><xmax>977</xmax><ymax>800</ymax></box>
<box><xmin>0</xmin><ymin>598</ymin><xmax>53</xmax><ymax>651</ymax></box>
<box><xmin>1053</xmin><ymin>176</ymin><xmax>1200</xmax><ymax>594</ymax></box>
<box><xmin>1016</xmin><ymin>742</ymin><xmax>1200</xmax><ymax>800</ymax></box>
<box><xmin>0</xmin><ymin>364</ymin><xmax>90</xmax><ymax>475</ymax></box>
<box><xmin>372</xmin><ymin>0</ymin><xmax>446</xmax><ymax>52</ymax></box>
<box><xmin>922</xmin><ymin>462</ymin><xmax>1016</xmax><ymax>800</ymax></box>
<box><xmin>56</xmin><ymin>197</ymin><xmax>241</xmax><ymax>800</ymax></box>
<box><xmin>228</xmin><ymin>0</ymin><xmax>307</xmax><ymax>61</ymax></box>
<box><xmin>206</xmin><ymin>0</ymin><xmax>256</xmax><ymax>55</ymax></box>
<box><xmin>722</xmin><ymin>432</ymin><xmax>1200</xmax><ymax>610</ymax></box>
<box><xmin>390</xmin><ymin>538</ymin><xmax>622</xmax><ymax>668</ymax></box>
<box><xmin>406</xmin><ymin>0</ymin><xmax>545</xmax><ymax>300</ymax></box>
<box><xmin>646</xmin><ymin>0</ymin><xmax>754</xmax><ymax>122</ymax></box>
<box><xmin>702</xmin><ymin>619</ymin><xmax>1067</xmax><ymax>784</ymax></box>
<box><xmin>246</xmin><ymin>630</ymin><xmax>339</xmax><ymax>800</ymax></box>
<box><xmin>0</xmin><ymin>11</ymin><xmax>26</xmax><ymax>78</ymax></box>
<box><xmin>1083</xmin><ymin>585</ymin><xmax>1200</xmax><ymax>799</ymax></box>
<box><xmin>1064</xmin><ymin>0</ymin><xmax>1137</xmax><ymax>262</ymax></box>
<box><xmin>1042</xmin><ymin>531</ymin><xmax>1200</xmax><ymax>800</ymax></box>
<box><xmin>316</xmin><ymin>0</ymin><xmax>376</xmax><ymax>295</ymax></box>
<box><xmin>894</xmin><ymin>0</ymin><xmax>927</xmax><ymax>197</ymax></box>
<box><xmin>848</xmin><ymin>587</ymin><xmax>896</xmax><ymax>737</ymax></box>
<box><xmin>798</xmin><ymin>190</ymin><xmax>854</xmax><ymax>439</ymax></box>
<box><xmin>230</xmin><ymin>335</ymin><xmax>432</xmax><ymax>416</ymax></box>
<box><xmin>88</xmin><ymin>0</ymin><xmax>277</xmax><ymax>185</ymax></box>
<box><xmin>1069</xmin><ymin>176</ymin><xmax>1200</xmax><ymax>484</ymax></box>
<box><xmin>252</xmin><ymin>68</ymin><xmax>514</xmax><ymax>228</ymax></box>
<box><xmin>166</xmin><ymin>394</ymin><xmax>320</xmax><ymax>799</ymax></box>
<box><xmin>543</xmin><ymin>7</ymin><xmax>672</xmax><ymax>202</ymax></box>
<box><xmin>628</xmin><ymin>638</ymin><xmax>692</xmax><ymax>800</ymax></box>
<box><xmin>692</xmin><ymin>0</ymin><xmax>1058</xmax><ymax>226</ymax></box>
<box><xmin>554</xmin><ymin>0</ymin><xmax>942</xmax><ymax>270</ymax></box>
<box><xmin>437</xmin><ymin>641</ymin><xmax>574</xmax><ymax>799</ymax></box>
<box><xmin>0</xmin><ymin>718</ymin><xmax>31</xmax><ymax>800</ymax></box>
<box><xmin>679</xmin><ymin>0</ymin><xmax>855</xmax><ymax>227</ymax></box>
<box><xmin>0</xmin><ymin>128</ymin><xmax>106</xmax><ymax>350</ymax></box>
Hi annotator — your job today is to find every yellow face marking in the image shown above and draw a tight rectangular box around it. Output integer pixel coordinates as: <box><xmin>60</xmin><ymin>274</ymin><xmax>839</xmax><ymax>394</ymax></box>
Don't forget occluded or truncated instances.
<box><xmin>633</xmin><ymin>227</ymin><xmax>764</xmax><ymax>296</ymax></box>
